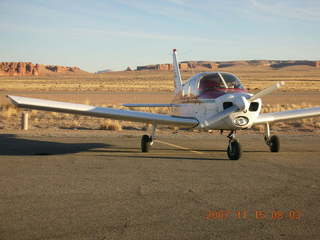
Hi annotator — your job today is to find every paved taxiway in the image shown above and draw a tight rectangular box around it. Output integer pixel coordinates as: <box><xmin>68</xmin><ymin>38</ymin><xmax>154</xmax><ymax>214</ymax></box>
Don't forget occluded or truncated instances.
<box><xmin>0</xmin><ymin>130</ymin><xmax>319</xmax><ymax>239</ymax></box>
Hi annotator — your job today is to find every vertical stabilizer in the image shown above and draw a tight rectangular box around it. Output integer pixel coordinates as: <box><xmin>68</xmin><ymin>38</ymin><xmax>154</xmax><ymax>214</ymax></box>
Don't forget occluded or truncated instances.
<box><xmin>172</xmin><ymin>49</ymin><xmax>182</xmax><ymax>93</ymax></box>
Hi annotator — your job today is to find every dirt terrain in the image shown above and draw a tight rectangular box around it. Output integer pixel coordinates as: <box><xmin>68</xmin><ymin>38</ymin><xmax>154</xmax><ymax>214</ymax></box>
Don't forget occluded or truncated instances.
<box><xmin>0</xmin><ymin>130</ymin><xmax>319</xmax><ymax>239</ymax></box>
<box><xmin>0</xmin><ymin>65</ymin><xmax>319</xmax><ymax>133</ymax></box>
<box><xmin>0</xmin><ymin>90</ymin><xmax>319</xmax><ymax>106</ymax></box>
<box><xmin>0</xmin><ymin>64</ymin><xmax>319</xmax><ymax>239</ymax></box>
<box><xmin>0</xmin><ymin>65</ymin><xmax>320</xmax><ymax>93</ymax></box>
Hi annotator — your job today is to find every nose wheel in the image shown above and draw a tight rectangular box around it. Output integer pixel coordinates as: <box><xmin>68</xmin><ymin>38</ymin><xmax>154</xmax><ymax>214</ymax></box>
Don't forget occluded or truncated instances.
<box><xmin>227</xmin><ymin>131</ymin><xmax>242</xmax><ymax>160</ymax></box>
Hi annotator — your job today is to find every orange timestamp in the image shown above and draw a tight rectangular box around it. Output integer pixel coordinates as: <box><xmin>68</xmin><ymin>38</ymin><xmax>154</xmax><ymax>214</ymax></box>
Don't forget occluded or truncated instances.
<box><xmin>205</xmin><ymin>209</ymin><xmax>301</xmax><ymax>220</ymax></box>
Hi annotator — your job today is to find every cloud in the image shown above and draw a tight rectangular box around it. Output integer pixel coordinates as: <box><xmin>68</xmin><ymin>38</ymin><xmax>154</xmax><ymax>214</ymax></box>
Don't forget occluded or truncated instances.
<box><xmin>249</xmin><ymin>0</ymin><xmax>320</xmax><ymax>21</ymax></box>
<box><xmin>164</xmin><ymin>0</ymin><xmax>188</xmax><ymax>6</ymax></box>
<box><xmin>113</xmin><ymin>0</ymin><xmax>202</xmax><ymax>22</ymax></box>
<box><xmin>74</xmin><ymin>27</ymin><xmax>214</xmax><ymax>43</ymax></box>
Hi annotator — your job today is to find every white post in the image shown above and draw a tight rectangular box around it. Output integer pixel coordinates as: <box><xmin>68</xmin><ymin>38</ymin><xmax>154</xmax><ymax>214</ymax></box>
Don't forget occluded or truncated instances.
<box><xmin>22</xmin><ymin>112</ymin><xmax>29</xmax><ymax>130</ymax></box>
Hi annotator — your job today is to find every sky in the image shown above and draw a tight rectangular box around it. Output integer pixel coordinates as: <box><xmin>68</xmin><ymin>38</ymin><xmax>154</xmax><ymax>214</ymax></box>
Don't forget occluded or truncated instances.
<box><xmin>0</xmin><ymin>0</ymin><xmax>319</xmax><ymax>72</ymax></box>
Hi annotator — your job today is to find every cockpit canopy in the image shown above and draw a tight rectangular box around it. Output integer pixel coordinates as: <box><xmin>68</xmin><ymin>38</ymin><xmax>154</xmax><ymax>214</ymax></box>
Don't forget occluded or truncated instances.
<box><xmin>199</xmin><ymin>72</ymin><xmax>244</xmax><ymax>91</ymax></box>
<box><xmin>180</xmin><ymin>72</ymin><xmax>246</xmax><ymax>100</ymax></box>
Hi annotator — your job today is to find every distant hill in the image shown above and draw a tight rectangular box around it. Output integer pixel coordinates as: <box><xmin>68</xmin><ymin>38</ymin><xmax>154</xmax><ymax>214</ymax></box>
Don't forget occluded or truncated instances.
<box><xmin>0</xmin><ymin>62</ymin><xmax>88</xmax><ymax>76</ymax></box>
<box><xmin>136</xmin><ymin>60</ymin><xmax>320</xmax><ymax>71</ymax></box>
<box><xmin>95</xmin><ymin>69</ymin><xmax>113</xmax><ymax>74</ymax></box>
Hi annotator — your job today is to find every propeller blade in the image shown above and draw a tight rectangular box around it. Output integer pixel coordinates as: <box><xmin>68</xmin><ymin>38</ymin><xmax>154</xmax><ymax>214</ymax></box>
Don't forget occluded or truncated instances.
<box><xmin>250</xmin><ymin>81</ymin><xmax>284</xmax><ymax>101</ymax></box>
<box><xmin>200</xmin><ymin>105</ymin><xmax>238</xmax><ymax>129</ymax></box>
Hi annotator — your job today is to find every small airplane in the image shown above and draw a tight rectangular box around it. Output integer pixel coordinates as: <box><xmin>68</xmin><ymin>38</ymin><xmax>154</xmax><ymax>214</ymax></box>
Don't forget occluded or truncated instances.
<box><xmin>8</xmin><ymin>49</ymin><xmax>320</xmax><ymax>160</ymax></box>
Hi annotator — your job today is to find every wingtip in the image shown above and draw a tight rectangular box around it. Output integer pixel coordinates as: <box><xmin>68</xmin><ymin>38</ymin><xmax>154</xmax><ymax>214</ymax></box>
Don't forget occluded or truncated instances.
<box><xmin>276</xmin><ymin>81</ymin><xmax>285</xmax><ymax>88</ymax></box>
<box><xmin>6</xmin><ymin>95</ymin><xmax>14</xmax><ymax>101</ymax></box>
<box><xmin>6</xmin><ymin>95</ymin><xmax>18</xmax><ymax>105</ymax></box>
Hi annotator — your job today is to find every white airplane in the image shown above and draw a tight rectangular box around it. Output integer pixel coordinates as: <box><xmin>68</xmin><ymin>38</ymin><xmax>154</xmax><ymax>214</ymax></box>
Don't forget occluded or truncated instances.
<box><xmin>7</xmin><ymin>49</ymin><xmax>320</xmax><ymax>160</ymax></box>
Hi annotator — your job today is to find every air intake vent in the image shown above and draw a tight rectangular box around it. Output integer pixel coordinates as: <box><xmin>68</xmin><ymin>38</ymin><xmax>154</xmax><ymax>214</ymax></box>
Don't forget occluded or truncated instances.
<box><xmin>249</xmin><ymin>102</ymin><xmax>259</xmax><ymax>111</ymax></box>
<box><xmin>223</xmin><ymin>102</ymin><xmax>233</xmax><ymax>109</ymax></box>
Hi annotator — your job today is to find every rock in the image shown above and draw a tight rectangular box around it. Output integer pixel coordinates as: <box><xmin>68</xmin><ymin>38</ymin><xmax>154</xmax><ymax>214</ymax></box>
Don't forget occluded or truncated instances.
<box><xmin>199</xmin><ymin>63</ymin><xmax>217</xmax><ymax>69</ymax></box>
<box><xmin>179</xmin><ymin>63</ymin><xmax>188</xmax><ymax>70</ymax></box>
<box><xmin>95</xmin><ymin>69</ymin><xmax>112</xmax><ymax>74</ymax></box>
<box><xmin>270</xmin><ymin>60</ymin><xmax>318</xmax><ymax>69</ymax></box>
<box><xmin>136</xmin><ymin>60</ymin><xmax>320</xmax><ymax>71</ymax></box>
<box><xmin>0</xmin><ymin>62</ymin><xmax>86</xmax><ymax>76</ymax></box>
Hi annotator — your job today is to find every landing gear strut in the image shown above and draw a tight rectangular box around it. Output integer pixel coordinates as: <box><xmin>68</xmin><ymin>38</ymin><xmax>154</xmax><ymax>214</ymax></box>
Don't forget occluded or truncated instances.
<box><xmin>227</xmin><ymin>130</ymin><xmax>242</xmax><ymax>160</ymax></box>
<box><xmin>141</xmin><ymin>123</ymin><xmax>157</xmax><ymax>152</ymax></box>
<box><xmin>264</xmin><ymin>123</ymin><xmax>280</xmax><ymax>152</ymax></box>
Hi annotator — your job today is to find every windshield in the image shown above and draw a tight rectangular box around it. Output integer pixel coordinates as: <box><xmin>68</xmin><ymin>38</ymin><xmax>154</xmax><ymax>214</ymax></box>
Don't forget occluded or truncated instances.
<box><xmin>220</xmin><ymin>73</ymin><xmax>244</xmax><ymax>89</ymax></box>
<box><xmin>199</xmin><ymin>72</ymin><xmax>244</xmax><ymax>91</ymax></box>
<box><xmin>199</xmin><ymin>73</ymin><xmax>224</xmax><ymax>90</ymax></box>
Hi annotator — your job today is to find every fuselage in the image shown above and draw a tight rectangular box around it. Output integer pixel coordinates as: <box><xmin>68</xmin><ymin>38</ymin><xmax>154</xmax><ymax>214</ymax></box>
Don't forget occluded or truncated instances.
<box><xmin>172</xmin><ymin>72</ymin><xmax>262</xmax><ymax>130</ymax></box>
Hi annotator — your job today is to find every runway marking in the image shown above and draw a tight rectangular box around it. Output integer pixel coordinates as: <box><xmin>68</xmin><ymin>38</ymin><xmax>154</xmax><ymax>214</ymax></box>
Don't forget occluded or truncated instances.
<box><xmin>155</xmin><ymin>140</ymin><xmax>204</xmax><ymax>155</ymax></box>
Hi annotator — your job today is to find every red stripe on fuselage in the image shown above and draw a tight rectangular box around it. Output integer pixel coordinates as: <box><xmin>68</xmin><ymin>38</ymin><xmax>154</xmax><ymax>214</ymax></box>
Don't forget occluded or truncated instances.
<box><xmin>173</xmin><ymin>88</ymin><xmax>247</xmax><ymax>104</ymax></box>
<box><xmin>199</xmin><ymin>88</ymin><xmax>247</xmax><ymax>99</ymax></box>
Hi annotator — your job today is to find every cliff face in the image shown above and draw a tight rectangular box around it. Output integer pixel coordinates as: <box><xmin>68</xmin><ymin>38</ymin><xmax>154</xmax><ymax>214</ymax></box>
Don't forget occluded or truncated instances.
<box><xmin>0</xmin><ymin>62</ymin><xmax>85</xmax><ymax>76</ymax></box>
<box><xmin>136</xmin><ymin>60</ymin><xmax>320</xmax><ymax>71</ymax></box>
<box><xmin>135</xmin><ymin>62</ymin><xmax>208</xmax><ymax>71</ymax></box>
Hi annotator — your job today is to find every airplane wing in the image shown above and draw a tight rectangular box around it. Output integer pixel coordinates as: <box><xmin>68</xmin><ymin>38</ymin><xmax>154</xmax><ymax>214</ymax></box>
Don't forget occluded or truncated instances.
<box><xmin>7</xmin><ymin>95</ymin><xmax>199</xmax><ymax>128</ymax></box>
<box><xmin>254</xmin><ymin>107</ymin><xmax>320</xmax><ymax>125</ymax></box>
<box><xmin>123</xmin><ymin>103</ymin><xmax>178</xmax><ymax>107</ymax></box>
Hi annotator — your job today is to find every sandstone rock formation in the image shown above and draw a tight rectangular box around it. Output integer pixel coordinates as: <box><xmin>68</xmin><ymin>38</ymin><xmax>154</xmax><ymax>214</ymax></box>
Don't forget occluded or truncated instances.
<box><xmin>0</xmin><ymin>62</ymin><xmax>86</xmax><ymax>76</ymax></box>
<box><xmin>270</xmin><ymin>60</ymin><xmax>319</xmax><ymax>68</ymax></box>
<box><xmin>136</xmin><ymin>60</ymin><xmax>319</xmax><ymax>71</ymax></box>
<box><xmin>136</xmin><ymin>62</ymin><xmax>217</xmax><ymax>71</ymax></box>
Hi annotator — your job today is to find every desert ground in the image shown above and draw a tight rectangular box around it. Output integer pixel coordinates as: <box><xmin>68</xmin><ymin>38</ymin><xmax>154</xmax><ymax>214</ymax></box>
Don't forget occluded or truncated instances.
<box><xmin>0</xmin><ymin>65</ymin><xmax>320</xmax><ymax>132</ymax></box>
<box><xmin>1</xmin><ymin>64</ymin><xmax>320</xmax><ymax>93</ymax></box>
<box><xmin>0</xmin><ymin>66</ymin><xmax>319</xmax><ymax>239</ymax></box>
<box><xmin>0</xmin><ymin>130</ymin><xmax>319</xmax><ymax>239</ymax></box>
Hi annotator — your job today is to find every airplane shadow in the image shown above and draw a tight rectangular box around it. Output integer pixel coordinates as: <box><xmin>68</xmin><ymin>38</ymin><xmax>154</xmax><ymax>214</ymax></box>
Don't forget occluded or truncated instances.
<box><xmin>94</xmin><ymin>154</ymin><xmax>227</xmax><ymax>161</ymax></box>
<box><xmin>124</xmin><ymin>155</ymin><xmax>226</xmax><ymax>161</ymax></box>
<box><xmin>0</xmin><ymin>134</ymin><xmax>268</xmax><ymax>159</ymax></box>
<box><xmin>0</xmin><ymin>134</ymin><xmax>109</xmax><ymax>156</ymax></box>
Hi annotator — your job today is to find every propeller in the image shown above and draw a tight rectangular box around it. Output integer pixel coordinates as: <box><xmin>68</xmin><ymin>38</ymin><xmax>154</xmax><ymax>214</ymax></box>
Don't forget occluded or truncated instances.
<box><xmin>200</xmin><ymin>105</ymin><xmax>238</xmax><ymax>129</ymax></box>
<box><xmin>234</xmin><ymin>81</ymin><xmax>285</xmax><ymax>111</ymax></box>
<box><xmin>250</xmin><ymin>81</ymin><xmax>285</xmax><ymax>101</ymax></box>
<box><xmin>200</xmin><ymin>82</ymin><xmax>285</xmax><ymax>129</ymax></box>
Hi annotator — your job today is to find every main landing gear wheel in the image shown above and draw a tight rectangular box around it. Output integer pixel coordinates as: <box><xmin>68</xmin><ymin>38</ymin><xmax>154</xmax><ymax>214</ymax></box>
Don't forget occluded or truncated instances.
<box><xmin>264</xmin><ymin>123</ymin><xmax>280</xmax><ymax>153</ymax></box>
<box><xmin>141</xmin><ymin>123</ymin><xmax>157</xmax><ymax>153</ymax></box>
<box><xmin>226</xmin><ymin>131</ymin><xmax>242</xmax><ymax>160</ymax></box>
<box><xmin>227</xmin><ymin>139</ymin><xmax>242</xmax><ymax>160</ymax></box>
<box><xmin>141</xmin><ymin>134</ymin><xmax>152</xmax><ymax>152</ymax></box>
<box><xmin>268</xmin><ymin>135</ymin><xmax>280</xmax><ymax>152</ymax></box>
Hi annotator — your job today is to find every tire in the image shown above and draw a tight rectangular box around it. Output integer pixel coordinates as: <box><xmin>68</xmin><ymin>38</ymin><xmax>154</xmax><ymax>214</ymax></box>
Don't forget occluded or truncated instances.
<box><xmin>227</xmin><ymin>139</ymin><xmax>242</xmax><ymax>160</ymax></box>
<box><xmin>141</xmin><ymin>135</ymin><xmax>151</xmax><ymax>152</ymax></box>
<box><xmin>269</xmin><ymin>135</ymin><xmax>280</xmax><ymax>152</ymax></box>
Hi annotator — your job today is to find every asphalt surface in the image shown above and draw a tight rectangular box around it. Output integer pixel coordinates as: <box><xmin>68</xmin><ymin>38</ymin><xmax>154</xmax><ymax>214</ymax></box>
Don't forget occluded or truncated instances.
<box><xmin>0</xmin><ymin>130</ymin><xmax>319</xmax><ymax>240</ymax></box>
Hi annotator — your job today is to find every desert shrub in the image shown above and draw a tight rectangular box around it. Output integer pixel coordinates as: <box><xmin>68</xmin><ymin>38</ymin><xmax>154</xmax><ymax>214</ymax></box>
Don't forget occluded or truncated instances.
<box><xmin>100</xmin><ymin>119</ymin><xmax>122</xmax><ymax>131</ymax></box>
<box><xmin>0</xmin><ymin>104</ymin><xmax>19</xmax><ymax>118</ymax></box>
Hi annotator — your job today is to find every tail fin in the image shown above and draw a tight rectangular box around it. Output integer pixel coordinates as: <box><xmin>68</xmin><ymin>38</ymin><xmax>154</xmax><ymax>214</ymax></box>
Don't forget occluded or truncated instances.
<box><xmin>172</xmin><ymin>49</ymin><xmax>182</xmax><ymax>93</ymax></box>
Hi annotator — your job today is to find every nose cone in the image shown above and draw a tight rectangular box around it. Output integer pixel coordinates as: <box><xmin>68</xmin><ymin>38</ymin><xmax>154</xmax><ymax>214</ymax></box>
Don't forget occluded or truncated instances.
<box><xmin>229</xmin><ymin>96</ymin><xmax>261</xmax><ymax>129</ymax></box>
<box><xmin>234</xmin><ymin>95</ymin><xmax>250</xmax><ymax>111</ymax></box>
